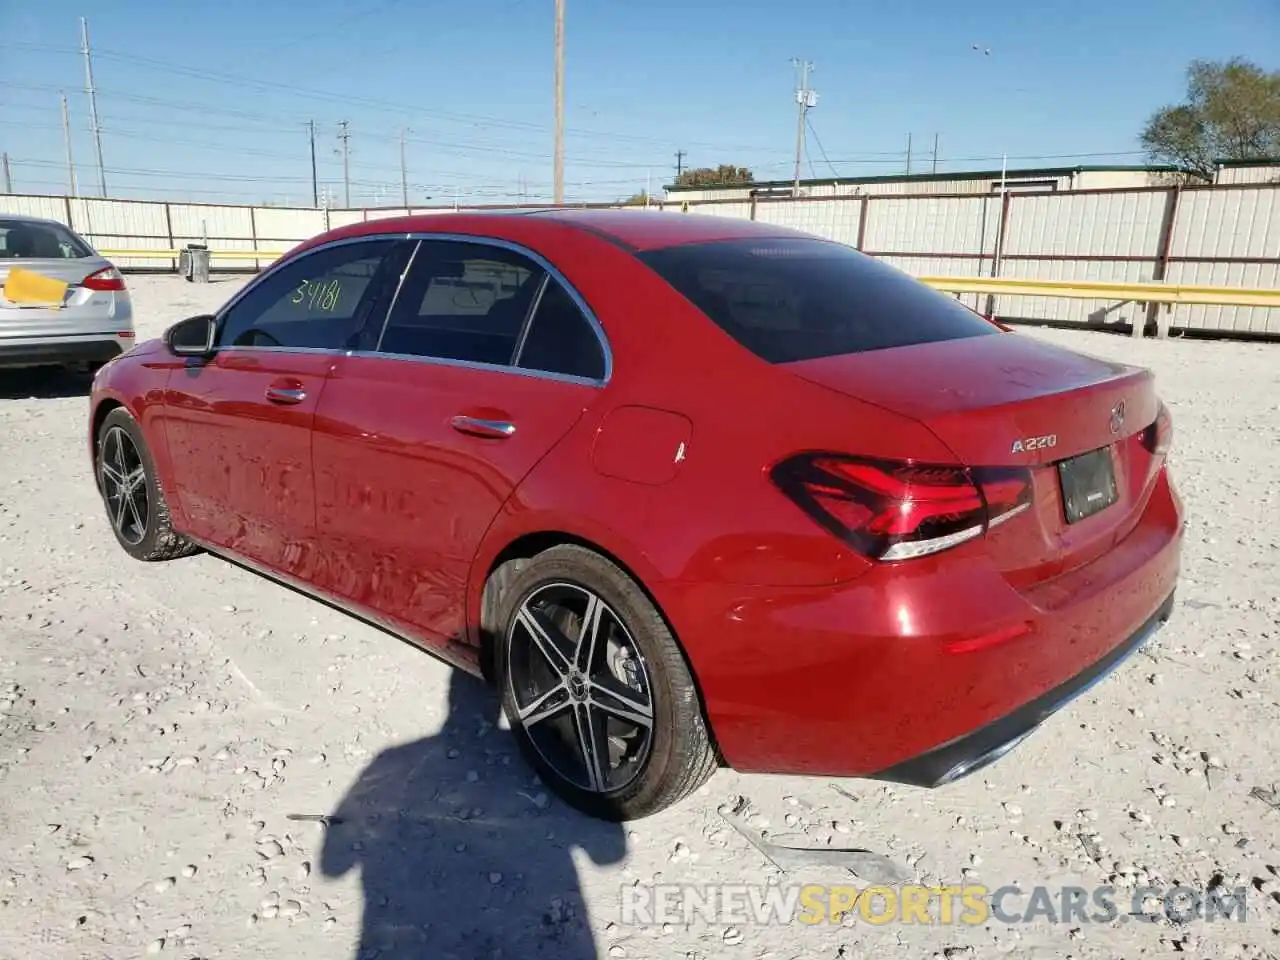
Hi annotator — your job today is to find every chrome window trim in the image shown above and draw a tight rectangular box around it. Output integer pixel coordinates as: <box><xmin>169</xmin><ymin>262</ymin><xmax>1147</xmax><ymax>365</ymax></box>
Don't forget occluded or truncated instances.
<box><xmin>346</xmin><ymin>347</ymin><xmax>604</xmax><ymax>387</ymax></box>
<box><xmin>211</xmin><ymin>229</ymin><xmax>614</xmax><ymax>387</ymax></box>
<box><xmin>217</xmin><ymin>345</ymin><xmax>347</xmax><ymax>357</ymax></box>
<box><xmin>215</xmin><ymin>342</ymin><xmax>602</xmax><ymax>387</ymax></box>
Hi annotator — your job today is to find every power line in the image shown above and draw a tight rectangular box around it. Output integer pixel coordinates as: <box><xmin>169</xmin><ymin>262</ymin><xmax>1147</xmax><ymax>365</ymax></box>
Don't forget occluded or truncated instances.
<box><xmin>0</xmin><ymin>42</ymin><xmax>785</xmax><ymax>155</ymax></box>
<box><xmin>804</xmin><ymin>116</ymin><xmax>839</xmax><ymax>178</ymax></box>
<box><xmin>0</xmin><ymin>95</ymin><xmax>692</xmax><ymax>172</ymax></box>
<box><xmin>219</xmin><ymin>0</ymin><xmax>411</xmax><ymax>72</ymax></box>
<box><xmin>0</xmin><ymin>104</ymin><xmax>1151</xmax><ymax>184</ymax></box>
<box><xmin>8</xmin><ymin>156</ymin><xmax>646</xmax><ymax>191</ymax></box>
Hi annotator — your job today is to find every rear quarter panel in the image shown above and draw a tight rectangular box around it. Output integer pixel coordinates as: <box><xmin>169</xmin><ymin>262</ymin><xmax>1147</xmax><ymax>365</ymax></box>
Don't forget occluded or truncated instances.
<box><xmin>466</xmin><ymin>225</ymin><xmax>965</xmax><ymax>640</ymax></box>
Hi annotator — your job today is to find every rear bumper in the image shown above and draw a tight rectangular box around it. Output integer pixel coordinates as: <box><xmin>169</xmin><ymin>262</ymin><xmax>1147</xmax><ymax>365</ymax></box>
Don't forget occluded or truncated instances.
<box><xmin>870</xmin><ymin>587</ymin><xmax>1175</xmax><ymax>787</ymax></box>
<box><xmin>0</xmin><ymin>336</ymin><xmax>126</xmax><ymax>369</ymax></box>
<box><xmin>657</xmin><ymin>463</ymin><xmax>1184</xmax><ymax>780</ymax></box>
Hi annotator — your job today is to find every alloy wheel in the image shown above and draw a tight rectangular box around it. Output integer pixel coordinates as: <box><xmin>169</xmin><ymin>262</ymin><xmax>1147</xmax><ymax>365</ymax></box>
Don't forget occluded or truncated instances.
<box><xmin>100</xmin><ymin>426</ymin><xmax>149</xmax><ymax>546</ymax></box>
<box><xmin>506</xmin><ymin>582</ymin><xmax>655</xmax><ymax>794</ymax></box>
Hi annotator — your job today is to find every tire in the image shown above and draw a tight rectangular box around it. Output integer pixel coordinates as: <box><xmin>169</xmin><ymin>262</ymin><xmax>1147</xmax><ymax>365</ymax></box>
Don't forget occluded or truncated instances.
<box><xmin>492</xmin><ymin>544</ymin><xmax>717</xmax><ymax>821</ymax></box>
<box><xmin>95</xmin><ymin>406</ymin><xmax>200</xmax><ymax>562</ymax></box>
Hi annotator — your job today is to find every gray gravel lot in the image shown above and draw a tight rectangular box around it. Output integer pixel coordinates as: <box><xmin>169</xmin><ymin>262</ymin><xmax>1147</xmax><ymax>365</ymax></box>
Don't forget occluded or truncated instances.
<box><xmin>1</xmin><ymin>275</ymin><xmax>1278</xmax><ymax>959</ymax></box>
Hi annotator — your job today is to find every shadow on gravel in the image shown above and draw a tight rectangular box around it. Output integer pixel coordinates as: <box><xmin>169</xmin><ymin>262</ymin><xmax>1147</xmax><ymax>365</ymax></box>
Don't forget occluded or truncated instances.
<box><xmin>0</xmin><ymin>367</ymin><xmax>94</xmax><ymax>400</ymax></box>
<box><xmin>321</xmin><ymin>670</ymin><xmax>626</xmax><ymax>960</ymax></box>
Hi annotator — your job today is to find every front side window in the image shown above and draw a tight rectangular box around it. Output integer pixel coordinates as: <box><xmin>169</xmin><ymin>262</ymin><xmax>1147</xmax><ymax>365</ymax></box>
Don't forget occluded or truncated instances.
<box><xmin>637</xmin><ymin>237</ymin><xmax>999</xmax><ymax>363</ymax></box>
<box><xmin>217</xmin><ymin>239</ymin><xmax>402</xmax><ymax>351</ymax></box>
<box><xmin>376</xmin><ymin>240</ymin><xmax>547</xmax><ymax>366</ymax></box>
<box><xmin>0</xmin><ymin>219</ymin><xmax>93</xmax><ymax>260</ymax></box>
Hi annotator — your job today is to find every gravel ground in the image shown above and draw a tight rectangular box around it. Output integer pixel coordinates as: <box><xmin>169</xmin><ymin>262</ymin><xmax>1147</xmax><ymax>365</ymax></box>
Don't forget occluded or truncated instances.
<box><xmin>1</xmin><ymin>275</ymin><xmax>1279</xmax><ymax>960</ymax></box>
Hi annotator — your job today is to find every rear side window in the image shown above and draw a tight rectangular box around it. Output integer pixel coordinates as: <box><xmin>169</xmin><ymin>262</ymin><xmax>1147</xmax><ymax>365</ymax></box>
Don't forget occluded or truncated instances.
<box><xmin>637</xmin><ymin>238</ymin><xmax>998</xmax><ymax>363</ymax></box>
<box><xmin>516</xmin><ymin>278</ymin><xmax>606</xmax><ymax>381</ymax></box>
<box><xmin>0</xmin><ymin>219</ymin><xmax>93</xmax><ymax>260</ymax></box>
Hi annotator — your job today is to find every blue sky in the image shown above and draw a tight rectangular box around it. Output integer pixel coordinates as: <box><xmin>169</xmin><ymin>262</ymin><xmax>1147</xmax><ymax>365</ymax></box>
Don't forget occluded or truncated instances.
<box><xmin>0</xmin><ymin>0</ymin><xmax>1275</xmax><ymax>206</ymax></box>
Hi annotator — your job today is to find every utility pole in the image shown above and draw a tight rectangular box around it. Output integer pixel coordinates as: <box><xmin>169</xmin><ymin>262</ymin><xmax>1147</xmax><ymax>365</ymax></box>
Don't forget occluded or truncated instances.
<box><xmin>1</xmin><ymin>153</ymin><xmax>11</xmax><ymax>194</ymax></box>
<box><xmin>308</xmin><ymin>121</ymin><xmax>318</xmax><ymax>207</ymax></box>
<box><xmin>337</xmin><ymin>121</ymin><xmax>351</xmax><ymax>208</ymax></box>
<box><xmin>674</xmin><ymin>150</ymin><xmax>686</xmax><ymax>178</ymax></box>
<box><xmin>399</xmin><ymin>128</ymin><xmax>409</xmax><ymax>207</ymax></box>
<box><xmin>61</xmin><ymin>93</ymin><xmax>79</xmax><ymax>196</ymax></box>
<box><xmin>553</xmin><ymin>0</ymin><xmax>565</xmax><ymax>204</ymax></box>
<box><xmin>791</xmin><ymin>58</ymin><xmax>816</xmax><ymax>195</ymax></box>
<box><xmin>80</xmin><ymin>17</ymin><xmax>107</xmax><ymax>197</ymax></box>
<box><xmin>905</xmin><ymin>133</ymin><xmax>913</xmax><ymax>176</ymax></box>
<box><xmin>931</xmin><ymin>132</ymin><xmax>939</xmax><ymax>175</ymax></box>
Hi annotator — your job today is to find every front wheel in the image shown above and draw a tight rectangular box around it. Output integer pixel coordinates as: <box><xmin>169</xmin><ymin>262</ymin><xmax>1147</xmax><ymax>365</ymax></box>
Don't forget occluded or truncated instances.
<box><xmin>494</xmin><ymin>545</ymin><xmax>717</xmax><ymax>821</ymax></box>
<box><xmin>95</xmin><ymin>407</ymin><xmax>200</xmax><ymax>562</ymax></box>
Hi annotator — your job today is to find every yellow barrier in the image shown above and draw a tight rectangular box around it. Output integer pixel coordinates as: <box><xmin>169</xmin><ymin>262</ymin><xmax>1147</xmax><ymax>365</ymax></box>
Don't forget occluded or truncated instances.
<box><xmin>919</xmin><ymin>276</ymin><xmax>1280</xmax><ymax>309</ymax></box>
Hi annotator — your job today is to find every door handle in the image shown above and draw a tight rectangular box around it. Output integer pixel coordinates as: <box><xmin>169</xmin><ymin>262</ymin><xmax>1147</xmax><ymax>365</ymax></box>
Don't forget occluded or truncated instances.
<box><xmin>450</xmin><ymin>415</ymin><xmax>516</xmax><ymax>439</ymax></box>
<box><xmin>265</xmin><ymin>385</ymin><xmax>307</xmax><ymax>404</ymax></box>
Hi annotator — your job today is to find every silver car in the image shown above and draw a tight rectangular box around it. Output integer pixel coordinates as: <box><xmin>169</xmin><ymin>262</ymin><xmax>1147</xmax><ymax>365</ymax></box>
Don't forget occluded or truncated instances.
<box><xmin>0</xmin><ymin>214</ymin><xmax>135</xmax><ymax>372</ymax></box>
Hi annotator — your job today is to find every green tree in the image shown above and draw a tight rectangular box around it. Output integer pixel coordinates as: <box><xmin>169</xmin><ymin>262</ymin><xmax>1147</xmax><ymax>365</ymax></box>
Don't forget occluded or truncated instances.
<box><xmin>621</xmin><ymin>191</ymin><xmax>654</xmax><ymax>205</ymax></box>
<box><xmin>674</xmin><ymin>164</ymin><xmax>755</xmax><ymax>188</ymax></box>
<box><xmin>1141</xmin><ymin>58</ymin><xmax>1280</xmax><ymax>180</ymax></box>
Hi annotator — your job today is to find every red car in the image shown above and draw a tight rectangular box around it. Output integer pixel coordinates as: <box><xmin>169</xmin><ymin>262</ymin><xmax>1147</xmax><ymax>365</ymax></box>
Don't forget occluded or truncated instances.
<box><xmin>89</xmin><ymin>210</ymin><xmax>1183</xmax><ymax>821</ymax></box>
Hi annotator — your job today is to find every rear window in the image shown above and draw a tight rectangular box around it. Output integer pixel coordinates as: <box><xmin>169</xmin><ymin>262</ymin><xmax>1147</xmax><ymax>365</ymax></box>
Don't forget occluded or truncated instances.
<box><xmin>637</xmin><ymin>237</ymin><xmax>998</xmax><ymax>363</ymax></box>
<box><xmin>0</xmin><ymin>219</ymin><xmax>93</xmax><ymax>260</ymax></box>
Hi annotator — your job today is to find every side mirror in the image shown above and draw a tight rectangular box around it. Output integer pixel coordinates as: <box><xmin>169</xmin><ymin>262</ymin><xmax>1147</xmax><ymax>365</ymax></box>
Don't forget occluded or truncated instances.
<box><xmin>165</xmin><ymin>314</ymin><xmax>216</xmax><ymax>357</ymax></box>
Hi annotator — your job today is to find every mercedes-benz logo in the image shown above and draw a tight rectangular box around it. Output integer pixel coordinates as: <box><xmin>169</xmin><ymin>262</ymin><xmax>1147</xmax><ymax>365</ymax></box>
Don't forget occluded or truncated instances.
<box><xmin>1109</xmin><ymin>400</ymin><xmax>1126</xmax><ymax>435</ymax></box>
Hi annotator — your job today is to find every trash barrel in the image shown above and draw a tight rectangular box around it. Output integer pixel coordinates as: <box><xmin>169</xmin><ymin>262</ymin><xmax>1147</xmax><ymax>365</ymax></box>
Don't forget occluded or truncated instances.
<box><xmin>181</xmin><ymin>243</ymin><xmax>210</xmax><ymax>283</ymax></box>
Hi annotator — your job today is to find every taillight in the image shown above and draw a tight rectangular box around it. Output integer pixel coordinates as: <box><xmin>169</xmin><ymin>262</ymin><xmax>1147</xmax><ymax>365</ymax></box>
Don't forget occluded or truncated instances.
<box><xmin>1140</xmin><ymin>401</ymin><xmax>1172</xmax><ymax>457</ymax></box>
<box><xmin>770</xmin><ymin>453</ymin><xmax>1033</xmax><ymax>562</ymax></box>
<box><xmin>82</xmin><ymin>266</ymin><xmax>126</xmax><ymax>291</ymax></box>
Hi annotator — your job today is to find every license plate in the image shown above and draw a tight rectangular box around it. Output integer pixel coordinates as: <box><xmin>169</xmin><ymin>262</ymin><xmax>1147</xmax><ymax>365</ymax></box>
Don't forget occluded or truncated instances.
<box><xmin>1058</xmin><ymin>446</ymin><xmax>1118</xmax><ymax>524</ymax></box>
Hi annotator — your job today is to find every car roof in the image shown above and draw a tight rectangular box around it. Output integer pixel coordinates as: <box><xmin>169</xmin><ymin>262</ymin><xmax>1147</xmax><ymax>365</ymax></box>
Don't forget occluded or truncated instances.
<box><xmin>0</xmin><ymin>213</ymin><xmax>72</xmax><ymax>228</ymax></box>
<box><xmin>316</xmin><ymin>207</ymin><xmax>812</xmax><ymax>254</ymax></box>
<box><xmin>530</xmin><ymin>207</ymin><xmax>812</xmax><ymax>251</ymax></box>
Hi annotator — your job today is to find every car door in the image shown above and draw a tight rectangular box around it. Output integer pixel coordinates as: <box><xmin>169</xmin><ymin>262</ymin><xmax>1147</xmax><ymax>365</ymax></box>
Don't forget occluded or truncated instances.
<box><xmin>161</xmin><ymin>236</ymin><xmax>409</xmax><ymax>577</ymax></box>
<box><xmin>310</xmin><ymin>236</ymin><xmax>610</xmax><ymax>649</ymax></box>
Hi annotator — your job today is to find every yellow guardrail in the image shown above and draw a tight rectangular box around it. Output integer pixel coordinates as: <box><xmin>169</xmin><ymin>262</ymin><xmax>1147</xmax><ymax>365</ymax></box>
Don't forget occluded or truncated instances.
<box><xmin>919</xmin><ymin>276</ymin><xmax>1280</xmax><ymax>309</ymax></box>
<box><xmin>95</xmin><ymin>250</ymin><xmax>1279</xmax><ymax>309</ymax></box>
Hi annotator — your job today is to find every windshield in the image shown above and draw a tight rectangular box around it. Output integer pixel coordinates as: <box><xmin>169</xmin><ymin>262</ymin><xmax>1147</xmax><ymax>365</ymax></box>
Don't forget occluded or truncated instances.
<box><xmin>0</xmin><ymin>219</ymin><xmax>94</xmax><ymax>260</ymax></box>
<box><xmin>637</xmin><ymin>237</ymin><xmax>999</xmax><ymax>363</ymax></box>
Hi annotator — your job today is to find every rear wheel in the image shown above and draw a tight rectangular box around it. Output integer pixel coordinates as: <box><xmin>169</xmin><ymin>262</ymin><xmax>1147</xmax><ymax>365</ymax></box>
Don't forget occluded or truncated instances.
<box><xmin>493</xmin><ymin>544</ymin><xmax>717</xmax><ymax>821</ymax></box>
<box><xmin>95</xmin><ymin>407</ymin><xmax>199</xmax><ymax>562</ymax></box>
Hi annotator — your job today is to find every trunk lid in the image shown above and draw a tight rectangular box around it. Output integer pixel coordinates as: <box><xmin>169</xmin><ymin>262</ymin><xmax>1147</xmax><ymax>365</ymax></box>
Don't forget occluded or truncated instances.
<box><xmin>0</xmin><ymin>257</ymin><xmax>127</xmax><ymax>337</ymax></box>
<box><xmin>784</xmin><ymin>332</ymin><xmax>1163</xmax><ymax>587</ymax></box>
